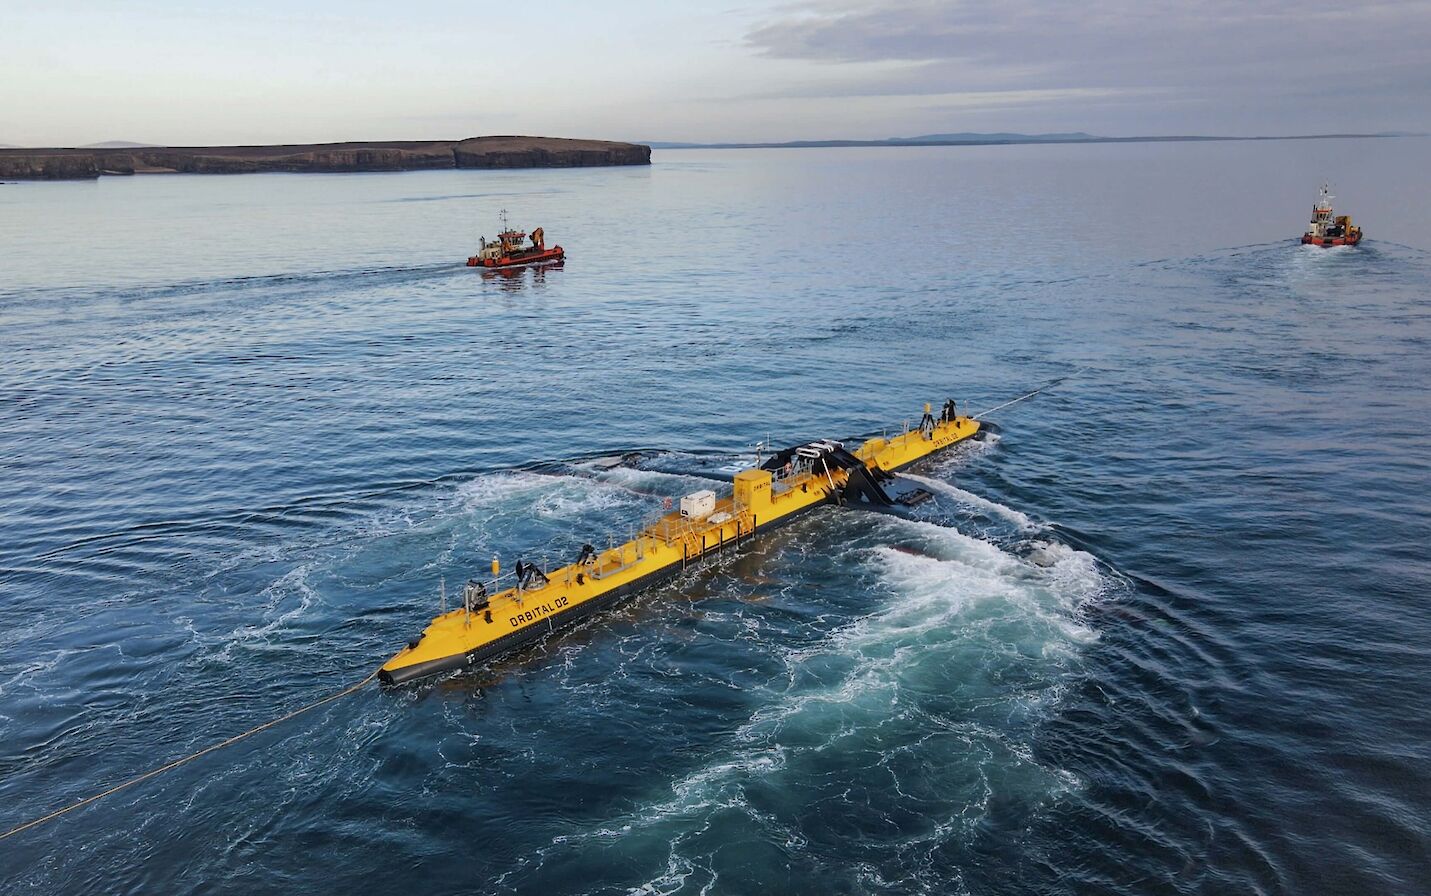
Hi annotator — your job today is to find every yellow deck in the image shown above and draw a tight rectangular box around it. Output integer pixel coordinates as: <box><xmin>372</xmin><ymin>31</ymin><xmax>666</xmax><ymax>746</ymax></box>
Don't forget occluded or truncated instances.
<box><xmin>380</xmin><ymin>410</ymin><xmax>979</xmax><ymax>682</ymax></box>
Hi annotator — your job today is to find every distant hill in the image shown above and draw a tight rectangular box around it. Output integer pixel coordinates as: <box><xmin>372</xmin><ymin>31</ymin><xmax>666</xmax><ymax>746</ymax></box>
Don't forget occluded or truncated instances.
<box><xmin>889</xmin><ymin>132</ymin><xmax>1097</xmax><ymax>143</ymax></box>
<box><xmin>78</xmin><ymin>140</ymin><xmax>159</xmax><ymax>149</ymax></box>
<box><xmin>647</xmin><ymin>132</ymin><xmax>1403</xmax><ymax>150</ymax></box>
<box><xmin>646</xmin><ymin>133</ymin><xmax>1102</xmax><ymax>149</ymax></box>
<box><xmin>0</xmin><ymin>140</ymin><xmax>161</xmax><ymax>149</ymax></box>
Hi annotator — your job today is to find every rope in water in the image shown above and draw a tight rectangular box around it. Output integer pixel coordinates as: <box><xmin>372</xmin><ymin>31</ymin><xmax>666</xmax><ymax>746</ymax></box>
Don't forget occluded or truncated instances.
<box><xmin>973</xmin><ymin>367</ymin><xmax>1089</xmax><ymax>420</ymax></box>
<box><xmin>0</xmin><ymin>671</ymin><xmax>378</xmax><ymax>842</ymax></box>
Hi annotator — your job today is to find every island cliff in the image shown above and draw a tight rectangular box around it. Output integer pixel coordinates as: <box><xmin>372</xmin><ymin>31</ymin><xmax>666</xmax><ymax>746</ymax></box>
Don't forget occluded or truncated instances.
<box><xmin>0</xmin><ymin>136</ymin><xmax>651</xmax><ymax>180</ymax></box>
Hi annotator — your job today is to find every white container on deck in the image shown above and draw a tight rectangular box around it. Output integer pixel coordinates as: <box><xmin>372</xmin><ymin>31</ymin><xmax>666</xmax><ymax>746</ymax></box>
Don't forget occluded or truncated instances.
<box><xmin>679</xmin><ymin>490</ymin><xmax>716</xmax><ymax>520</ymax></box>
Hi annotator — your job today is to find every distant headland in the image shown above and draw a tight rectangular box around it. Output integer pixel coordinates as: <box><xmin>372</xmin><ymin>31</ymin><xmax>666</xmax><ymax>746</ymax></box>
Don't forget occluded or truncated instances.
<box><xmin>0</xmin><ymin>136</ymin><xmax>651</xmax><ymax>180</ymax></box>
<box><xmin>644</xmin><ymin>131</ymin><xmax>1418</xmax><ymax>149</ymax></box>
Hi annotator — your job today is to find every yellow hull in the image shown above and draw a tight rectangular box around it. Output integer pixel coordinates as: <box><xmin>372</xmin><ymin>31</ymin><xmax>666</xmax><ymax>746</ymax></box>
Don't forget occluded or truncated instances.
<box><xmin>379</xmin><ymin>409</ymin><xmax>980</xmax><ymax>685</ymax></box>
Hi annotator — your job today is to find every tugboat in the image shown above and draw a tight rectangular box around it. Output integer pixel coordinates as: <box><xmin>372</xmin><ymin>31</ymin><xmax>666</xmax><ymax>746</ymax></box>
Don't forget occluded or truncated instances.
<box><xmin>467</xmin><ymin>210</ymin><xmax>565</xmax><ymax>267</ymax></box>
<box><xmin>1302</xmin><ymin>185</ymin><xmax>1363</xmax><ymax>247</ymax></box>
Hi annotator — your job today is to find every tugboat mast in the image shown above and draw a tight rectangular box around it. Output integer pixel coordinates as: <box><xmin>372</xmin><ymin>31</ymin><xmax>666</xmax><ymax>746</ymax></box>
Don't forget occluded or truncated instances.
<box><xmin>466</xmin><ymin>209</ymin><xmax>566</xmax><ymax>268</ymax></box>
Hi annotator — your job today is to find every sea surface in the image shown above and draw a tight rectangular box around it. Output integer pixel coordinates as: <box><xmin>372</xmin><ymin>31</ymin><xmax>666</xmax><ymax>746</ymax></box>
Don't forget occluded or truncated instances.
<box><xmin>1</xmin><ymin>138</ymin><xmax>1429</xmax><ymax>895</ymax></box>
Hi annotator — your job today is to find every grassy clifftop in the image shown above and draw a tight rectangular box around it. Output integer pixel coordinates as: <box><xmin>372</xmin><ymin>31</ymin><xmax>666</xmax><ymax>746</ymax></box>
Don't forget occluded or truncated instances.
<box><xmin>0</xmin><ymin>136</ymin><xmax>651</xmax><ymax>180</ymax></box>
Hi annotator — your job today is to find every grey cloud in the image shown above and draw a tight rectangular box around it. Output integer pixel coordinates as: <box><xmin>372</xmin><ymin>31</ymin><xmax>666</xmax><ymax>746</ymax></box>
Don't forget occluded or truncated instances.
<box><xmin>743</xmin><ymin>0</ymin><xmax>1431</xmax><ymax>131</ymax></box>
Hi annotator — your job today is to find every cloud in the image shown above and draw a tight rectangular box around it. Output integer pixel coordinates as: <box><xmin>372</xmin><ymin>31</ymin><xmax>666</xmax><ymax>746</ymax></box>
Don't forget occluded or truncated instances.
<box><xmin>742</xmin><ymin>0</ymin><xmax>1431</xmax><ymax>131</ymax></box>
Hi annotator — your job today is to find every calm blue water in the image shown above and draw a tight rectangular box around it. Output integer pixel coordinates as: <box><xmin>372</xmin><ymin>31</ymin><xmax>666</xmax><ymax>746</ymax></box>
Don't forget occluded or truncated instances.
<box><xmin>2</xmin><ymin>139</ymin><xmax>1429</xmax><ymax>895</ymax></box>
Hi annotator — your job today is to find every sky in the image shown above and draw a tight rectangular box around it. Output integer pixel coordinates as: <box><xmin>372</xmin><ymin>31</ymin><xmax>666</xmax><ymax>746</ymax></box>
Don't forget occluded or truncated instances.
<box><xmin>2</xmin><ymin>0</ymin><xmax>1428</xmax><ymax>146</ymax></box>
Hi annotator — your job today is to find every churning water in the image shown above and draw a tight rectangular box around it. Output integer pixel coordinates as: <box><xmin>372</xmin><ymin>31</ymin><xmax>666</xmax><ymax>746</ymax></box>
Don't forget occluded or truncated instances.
<box><xmin>2</xmin><ymin>138</ymin><xmax>1429</xmax><ymax>894</ymax></box>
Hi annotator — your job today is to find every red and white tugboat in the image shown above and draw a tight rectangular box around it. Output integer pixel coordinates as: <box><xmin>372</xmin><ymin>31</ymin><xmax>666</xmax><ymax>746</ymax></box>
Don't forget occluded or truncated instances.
<box><xmin>1301</xmin><ymin>185</ymin><xmax>1363</xmax><ymax>247</ymax></box>
<box><xmin>467</xmin><ymin>210</ymin><xmax>565</xmax><ymax>268</ymax></box>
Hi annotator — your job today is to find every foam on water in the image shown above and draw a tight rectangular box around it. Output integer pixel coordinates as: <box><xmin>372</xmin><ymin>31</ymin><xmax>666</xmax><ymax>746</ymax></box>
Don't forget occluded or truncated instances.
<box><xmin>454</xmin><ymin>471</ymin><xmax>562</xmax><ymax>509</ymax></box>
<box><xmin>751</xmin><ymin>517</ymin><xmax>1102</xmax><ymax>738</ymax></box>
<box><xmin>212</xmin><ymin>562</ymin><xmax>321</xmax><ymax>662</ymax></box>
<box><xmin>531</xmin><ymin>481</ymin><xmax>649</xmax><ymax>518</ymax></box>
<box><xmin>456</xmin><ymin>469</ymin><xmax>656</xmax><ymax>519</ymax></box>
<box><xmin>901</xmin><ymin>473</ymin><xmax>1039</xmax><ymax>531</ymax></box>
<box><xmin>573</xmin><ymin>462</ymin><xmax>719</xmax><ymax>496</ymax></box>
<box><xmin>544</xmin><ymin>514</ymin><xmax>1109</xmax><ymax>893</ymax></box>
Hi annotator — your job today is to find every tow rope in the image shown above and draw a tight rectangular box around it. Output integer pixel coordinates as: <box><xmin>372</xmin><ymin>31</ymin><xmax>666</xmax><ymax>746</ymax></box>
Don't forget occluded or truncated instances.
<box><xmin>0</xmin><ymin>671</ymin><xmax>377</xmax><ymax>842</ymax></box>
<box><xmin>973</xmin><ymin>367</ymin><xmax>1089</xmax><ymax>420</ymax></box>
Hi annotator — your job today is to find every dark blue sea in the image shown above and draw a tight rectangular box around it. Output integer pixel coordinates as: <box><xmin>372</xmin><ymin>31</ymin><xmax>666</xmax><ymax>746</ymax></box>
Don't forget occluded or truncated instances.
<box><xmin>2</xmin><ymin>138</ymin><xmax>1429</xmax><ymax>895</ymax></box>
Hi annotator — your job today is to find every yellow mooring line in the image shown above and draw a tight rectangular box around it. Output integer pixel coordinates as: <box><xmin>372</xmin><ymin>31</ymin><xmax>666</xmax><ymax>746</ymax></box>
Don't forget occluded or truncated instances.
<box><xmin>0</xmin><ymin>671</ymin><xmax>378</xmax><ymax>842</ymax></box>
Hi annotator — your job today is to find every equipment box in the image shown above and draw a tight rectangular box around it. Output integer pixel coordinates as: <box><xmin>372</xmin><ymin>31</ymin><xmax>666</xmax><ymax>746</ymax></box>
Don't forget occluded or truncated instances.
<box><xmin>679</xmin><ymin>490</ymin><xmax>716</xmax><ymax>520</ymax></box>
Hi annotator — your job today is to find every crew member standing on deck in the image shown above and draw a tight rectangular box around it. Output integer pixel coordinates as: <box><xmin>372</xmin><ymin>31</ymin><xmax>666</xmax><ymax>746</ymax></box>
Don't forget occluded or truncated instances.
<box><xmin>919</xmin><ymin>403</ymin><xmax>937</xmax><ymax>438</ymax></box>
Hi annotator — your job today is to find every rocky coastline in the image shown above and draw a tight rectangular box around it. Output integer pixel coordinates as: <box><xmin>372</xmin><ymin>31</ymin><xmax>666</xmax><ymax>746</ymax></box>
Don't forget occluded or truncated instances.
<box><xmin>0</xmin><ymin>136</ymin><xmax>651</xmax><ymax>180</ymax></box>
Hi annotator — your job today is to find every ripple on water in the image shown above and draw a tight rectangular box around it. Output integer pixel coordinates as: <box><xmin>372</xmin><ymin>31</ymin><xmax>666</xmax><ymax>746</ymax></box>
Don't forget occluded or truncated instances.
<box><xmin>3</xmin><ymin>148</ymin><xmax>1430</xmax><ymax>895</ymax></box>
